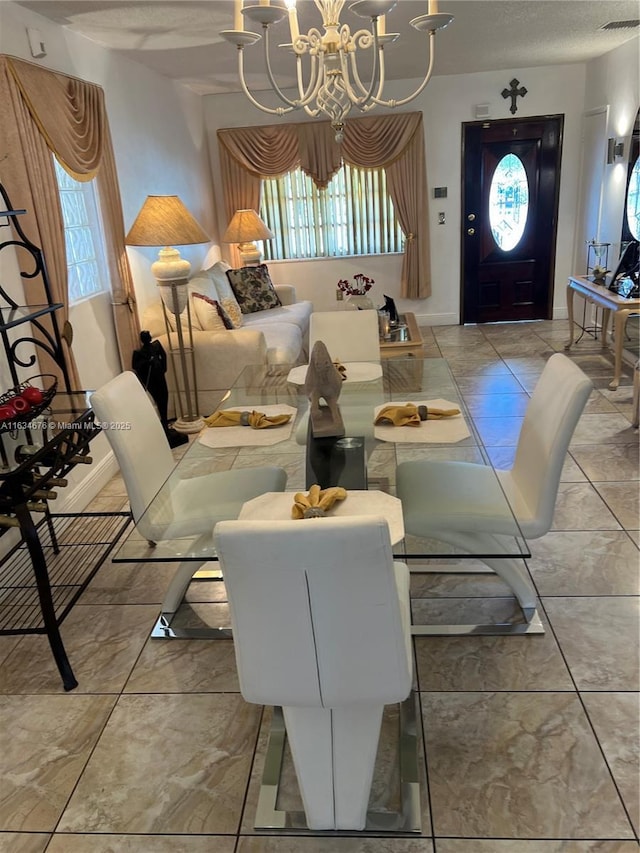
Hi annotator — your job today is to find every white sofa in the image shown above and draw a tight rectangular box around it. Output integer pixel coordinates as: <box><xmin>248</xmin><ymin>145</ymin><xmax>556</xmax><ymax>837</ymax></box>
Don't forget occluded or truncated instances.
<box><xmin>141</xmin><ymin>261</ymin><xmax>312</xmax><ymax>416</ymax></box>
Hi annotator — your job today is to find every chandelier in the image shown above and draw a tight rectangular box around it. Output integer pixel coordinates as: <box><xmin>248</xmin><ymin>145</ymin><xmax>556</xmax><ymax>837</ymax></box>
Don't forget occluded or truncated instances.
<box><xmin>221</xmin><ymin>0</ymin><xmax>453</xmax><ymax>142</ymax></box>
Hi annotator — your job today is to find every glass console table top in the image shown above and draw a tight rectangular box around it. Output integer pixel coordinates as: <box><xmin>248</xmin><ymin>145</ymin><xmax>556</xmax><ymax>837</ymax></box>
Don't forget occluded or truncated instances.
<box><xmin>113</xmin><ymin>358</ymin><xmax>530</xmax><ymax>563</ymax></box>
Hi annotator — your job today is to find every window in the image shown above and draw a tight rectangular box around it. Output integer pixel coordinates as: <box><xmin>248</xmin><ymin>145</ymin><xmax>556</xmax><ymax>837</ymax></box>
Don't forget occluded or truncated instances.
<box><xmin>260</xmin><ymin>163</ymin><xmax>404</xmax><ymax>260</ymax></box>
<box><xmin>488</xmin><ymin>153</ymin><xmax>529</xmax><ymax>251</ymax></box>
<box><xmin>54</xmin><ymin>158</ymin><xmax>109</xmax><ymax>303</ymax></box>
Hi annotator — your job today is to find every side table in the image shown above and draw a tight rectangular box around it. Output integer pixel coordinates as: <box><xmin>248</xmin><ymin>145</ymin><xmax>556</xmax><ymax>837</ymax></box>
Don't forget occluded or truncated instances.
<box><xmin>379</xmin><ymin>312</ymin><xmax>425</xmax><ymax>359</ymax></box>
<box><xmin>565</xmin><ymin>275</ymin><xmax>640</xmax><ymax>389</ymax></box>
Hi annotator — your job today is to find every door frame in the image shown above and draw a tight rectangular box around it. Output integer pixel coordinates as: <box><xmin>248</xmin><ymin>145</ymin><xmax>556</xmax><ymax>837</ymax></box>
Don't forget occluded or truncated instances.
<box><xmin>459</xmin><ymin>114</ymin><xmax>564</xmax><ymax>324</ymax></box>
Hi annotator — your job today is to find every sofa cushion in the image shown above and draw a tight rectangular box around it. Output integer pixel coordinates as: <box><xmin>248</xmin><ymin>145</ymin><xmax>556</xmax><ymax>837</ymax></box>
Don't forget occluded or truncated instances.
<box><xmin>192</xmin><ymin>293</ymin><xmax>234</xmax><ymax>332</ymax></box>
<box><xmin>258</xmin><ymin>322</ymin><xmax>303</xmax><ymax>365</ymax></box>
<box><xmin>220</xmin><ymin>296</ymin><xmax>243</xmax><ymax>328</ymax></box>
<box><xmin>242</xmin><ymin>301</ymin><xmax>312</xmax><ymax>336</ymax></box>
<box><xmin>227</xmin><ymin>264</ymin><xmax>282</xmax><ymax>314</ymax></box>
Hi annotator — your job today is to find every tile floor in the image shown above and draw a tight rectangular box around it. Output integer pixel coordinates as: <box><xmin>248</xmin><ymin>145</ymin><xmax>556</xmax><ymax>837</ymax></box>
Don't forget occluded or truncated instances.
<box><xmin>0</xmin><ymin>320</ymin><xmax>638</xmax><ymax>853</ymax></box>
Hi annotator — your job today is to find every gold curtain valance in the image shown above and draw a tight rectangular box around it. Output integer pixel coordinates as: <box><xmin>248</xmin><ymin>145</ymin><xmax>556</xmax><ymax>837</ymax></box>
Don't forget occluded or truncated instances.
<box><xmin>7</xmin><ymin>56</ymin><xmax>105</xmax><ymax>181</ymax></box>
<box><xmin>218</xmin><ymin>112</ymin><xmax>422</xmax><ymax>190</ymax></box>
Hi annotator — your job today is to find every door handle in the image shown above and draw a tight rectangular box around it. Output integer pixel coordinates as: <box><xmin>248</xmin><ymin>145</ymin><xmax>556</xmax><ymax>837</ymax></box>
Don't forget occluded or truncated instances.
<box><xmin>467</xmin><ymin>227</ymin><xmax>476</xmax><ymax>236</ymax></box>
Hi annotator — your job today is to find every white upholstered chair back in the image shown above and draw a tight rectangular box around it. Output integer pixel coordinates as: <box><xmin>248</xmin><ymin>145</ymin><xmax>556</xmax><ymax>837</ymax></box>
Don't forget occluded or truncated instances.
<box><xmin>90</xmin><ymin>371</ymin><xmax>175</xmax><ymax>525</ymax></box>
<box><xmin>506</xmin><ymin>353</ymin><xmax>592</xmax><ymax>538</ymax></box>
<box><xmin>309</xmin><ymin>310</ymin><xmax>380</xmax><ymax>363</ymax></box>
<box><xmin>214</xmin><ymin>515</ymin><xmax>412</xmax><ymax>708</ymax></box>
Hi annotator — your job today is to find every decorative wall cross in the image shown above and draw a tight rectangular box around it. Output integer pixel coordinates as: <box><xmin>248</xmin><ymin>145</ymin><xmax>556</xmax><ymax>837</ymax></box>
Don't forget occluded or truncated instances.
<box><xmin>502</xmin><ymin>78</ymin><xmax>527</xmax><ymax>114</ymax></box>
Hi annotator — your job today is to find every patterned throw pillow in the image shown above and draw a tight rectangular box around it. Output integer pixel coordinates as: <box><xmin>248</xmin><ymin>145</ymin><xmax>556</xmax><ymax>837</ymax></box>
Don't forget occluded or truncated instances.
<box><xmin>226</xmin><ymin>264</ymin><xmax>282</xmax><ymax>314</ymax></box>
<box><xmin>192</xmin><ymin>293</ymin><xmax>234</xmax><ymax>332</ymax></box>
<box><xmin>220</xmin><ymin>297</ymin><xmax>243</xmax><ymax>328</ymax></box>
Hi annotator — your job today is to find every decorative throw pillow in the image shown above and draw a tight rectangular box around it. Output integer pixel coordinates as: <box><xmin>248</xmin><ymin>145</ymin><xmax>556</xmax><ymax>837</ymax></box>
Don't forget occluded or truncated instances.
<box><xmin>220</xmin><ymin>296</ymin><xmax>243</xmax><ymax>328</ymax></box>
<box><xmin>192</xmin><ymin>293</ymin><xmax>234</xmax><ymax>332</ymax></box>
<box><xmin>226</xmin><ymin>264</ymin><xmax>282</xmax><ymax>314</ymax></box>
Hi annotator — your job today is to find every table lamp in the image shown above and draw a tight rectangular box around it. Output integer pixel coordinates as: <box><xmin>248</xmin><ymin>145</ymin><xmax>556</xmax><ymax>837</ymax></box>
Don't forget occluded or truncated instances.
<box><xmin>222</xmin><ymin>209</ymin><xmax>274</xmax><ymax>265</ymax></box>
<box><xmin>125</xmin><ymin>195</ymin><xmax>210</xmax><ymax>432</ymax></box>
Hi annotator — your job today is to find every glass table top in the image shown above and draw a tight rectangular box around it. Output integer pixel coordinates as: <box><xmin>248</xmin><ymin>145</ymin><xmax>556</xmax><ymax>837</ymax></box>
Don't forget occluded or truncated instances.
<box><xmin>113</xmin><ymin>357</ymin><xmax>530</xmax><ymax>563</ymax></box>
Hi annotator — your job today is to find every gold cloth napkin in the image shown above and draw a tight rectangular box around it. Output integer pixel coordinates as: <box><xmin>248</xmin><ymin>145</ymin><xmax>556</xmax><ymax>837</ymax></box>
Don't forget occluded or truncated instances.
<box><xmin>374</xmin><ymin>402</ymin><xmax>460</xmax><ymax>427</ymax></box>
<box><xmin>292</xmin><ymin>484</ymin><xmax>348</xmax><ymax>519</ymax></box>
<box><xmin>203</xmin><ymin>409</ymin><xmax>292</xmax><ymax>429</ymax></box>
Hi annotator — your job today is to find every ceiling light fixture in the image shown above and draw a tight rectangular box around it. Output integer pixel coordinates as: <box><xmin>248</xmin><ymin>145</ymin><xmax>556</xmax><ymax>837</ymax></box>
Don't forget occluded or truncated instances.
<box><xmin>221</xmin><ymin>0</ymin><xmax>453</xmax><ymax>142</ymax></box>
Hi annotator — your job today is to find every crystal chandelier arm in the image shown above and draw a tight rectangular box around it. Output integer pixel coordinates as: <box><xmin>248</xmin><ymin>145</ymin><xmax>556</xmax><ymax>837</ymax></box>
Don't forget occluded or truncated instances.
<box><xmin>367</xmin><ymin>30</ymin><xmax>436</xmax><ymax>107</ymax></box>
<box><xmin>237</xmin><ymin>47</ymin><xmax>296</xmax><ymax>116</ymax></box>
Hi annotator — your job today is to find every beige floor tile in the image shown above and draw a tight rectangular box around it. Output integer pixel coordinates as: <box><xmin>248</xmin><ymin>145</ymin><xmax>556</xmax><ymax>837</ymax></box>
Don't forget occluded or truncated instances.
<box><xmin>462</xmin><ymin>393</ymin><xmax>530</xmax><ymax>418</ymax></box>
<box><xmin>471</xmin><ymin>415</ymin><xmax>524</xmax><ymax>447</ymax></box>
<box><xmin>422</xmin><ymin>691</ymin><xmax>634</xmax><ymax>839</ymax></box>
<box><xmin>124</xmin><ymin>637</ymin><xmax>239</xmax><ymax>693</ymax></box>
<box><xmin>454</xmin><ymin>374</ymin><xmax>526</xmax><ymax>395</ymax></box>
<box><xmin>437</xmin><ymin>842</ymin><xmax>640</xmax><ymax>852</ymax></box>
<box><xmin>570</xmin><ymin>443</ymin><xmax>639</xmax><ymax>481</ymax></box>
<box><xmin>0</xmin><ymin>834</ymin><xmax>50</xmax><ymax>853</ymax></box>
<box><xmin>46</xmin><ymin>834</ymin><xmax>234</xmax><ymax>852</ymax></box>
<box><xmin>79</xmin><ymin>560</ymin><xmax>178</xmax><ymax>605</ymax></box>
<box><xmin>58</xmin><ymin>693</ymin><xmax>261</xmax><ymax>834</ymax></box>
<box><xmin>571</xmin><ymin>413</ymin><xmax>638</xmax><ymax>446</ymax></box>
<box><xmin>543</xmin><ymin>597</ymin><xmax>640</xmax><ymax>690</ymax></box>
<box><xmin>582</xmin><ymin>692</ymin><xmax>640</xmax><ymax>835</ymax></box>
<box><xmin>486</xmin><ymin>447</ymin><xmax>587</xmax><ymax>482</ymax></box>
<box><xmin>528</xmin><ymin>531</ymin><xmax>640</xmax><ymax>596</ymax></box>
<box><xmin>0</xmin><ymin>604</ymin><xmax>158</xmax><ymax>694</ymax></box>
<box><xmin>503</xmin><ymin>356</ymin><xmax>550</xmax><ymax>377</ymax></box>
<box><xmin>238</xmin><ymin>839</ymin><xmax>434</xmax><ymax>852</ymax></box>
<box><xmin>0</xmin><ymin>695</ymin><xmax>115</xmax><ymax>832</ymax></box>
<box><xmin>552</xmin><ymin>483</ymin><xmax>622</xmax><ymax>530</ymax></box>
<box><xmin>414</xmin><ymin>614</ymin><xmax>572</xmax><ymax>692</ymax></box>
<box><xmin>594</xmin><ymin>482</ymin><xmax>640</xmax><ymax>530</ymax></box>
<box><xmin>410</xmin><ymin>568</ymin><xmax>512</xmax><ymax>599</ymax></box>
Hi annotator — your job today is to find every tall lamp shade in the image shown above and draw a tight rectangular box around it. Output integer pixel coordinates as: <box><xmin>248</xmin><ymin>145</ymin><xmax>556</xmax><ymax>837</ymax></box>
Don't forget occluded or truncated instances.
<box><xmin>222</xmin><ymin>209</ymin><xmax>273</xmax><ymax>265</ymax></box>
<box><xmin>125</xmin><ymin>195</ymin><xmax>210</xmax><ymax>433</ymax></box>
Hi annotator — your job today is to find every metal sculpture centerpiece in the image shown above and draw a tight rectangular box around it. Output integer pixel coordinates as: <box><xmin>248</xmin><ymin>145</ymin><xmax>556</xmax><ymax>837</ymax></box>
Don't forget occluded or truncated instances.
<box><xmin>222</xmin><ymin>0</ymin><xmax>454</xmax><ymax>142</ymax></box>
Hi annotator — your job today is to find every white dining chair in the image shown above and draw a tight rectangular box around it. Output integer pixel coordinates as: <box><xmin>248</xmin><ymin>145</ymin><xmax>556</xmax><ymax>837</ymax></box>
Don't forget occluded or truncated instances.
<box><xmin>90</xmin><ymin>371</ymin><xmax>287</xmax><ymax>632</ymax></box>
<box><xmin>397</xmin><ymin>353</ymin><xmax>592</xmax><ymax>629</ymax></box>
<box><xmin>213</xmin><ymin>515</ymin><xmax>416</xmax><ymax>831</ymax></box>
<box><xmin>309</xmin><ymin>309</ymin><xmax>380</xmax><ymax>364</ymax></box>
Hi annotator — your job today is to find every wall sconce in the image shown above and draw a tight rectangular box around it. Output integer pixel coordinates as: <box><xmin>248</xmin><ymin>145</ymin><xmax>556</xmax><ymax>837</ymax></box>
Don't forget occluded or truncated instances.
<box><xmin>607</xmin><ymin>137</ymin><xmax>625</xmax><ymax>164</ymax></box>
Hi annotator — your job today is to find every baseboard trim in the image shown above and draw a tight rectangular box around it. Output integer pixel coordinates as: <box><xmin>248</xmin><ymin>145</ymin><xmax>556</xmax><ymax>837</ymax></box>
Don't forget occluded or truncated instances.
<box><xmin>414</xmin><ymin>312</ymin><xmax>459</xmax><ymax>326</ymax></box>
<box><xmin>57</xmin><ymin>450</ymin><xmax>120</xmax><ymax>514</ymax></box>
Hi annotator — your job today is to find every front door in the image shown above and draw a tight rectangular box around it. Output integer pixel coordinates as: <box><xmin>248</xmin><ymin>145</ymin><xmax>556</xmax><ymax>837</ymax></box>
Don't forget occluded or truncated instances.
<box><xmin>461</xmin><ymin>116</ymin><xmax>563</xmax><ymax>324</ymax></box>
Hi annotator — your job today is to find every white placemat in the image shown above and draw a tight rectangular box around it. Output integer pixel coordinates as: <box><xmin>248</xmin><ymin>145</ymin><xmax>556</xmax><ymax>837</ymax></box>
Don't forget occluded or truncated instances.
<box><xmin>198</xmin><ymin>404</ymin><xmax>297</xmax><ymax>448</ymax></box>
<box><xmin>239</xmin><ymin>490</ymin><xmax>404</xmax><ymax>545</ymax></box>
<box><xmin>287</xmin><ymin>362</ymin><xmax>383</xmax><ymax>385</ymax></box>
<box><xmin>374</xmin><ymin>399</ymin><xmax>471</xmax><ymax>444</ymax></box>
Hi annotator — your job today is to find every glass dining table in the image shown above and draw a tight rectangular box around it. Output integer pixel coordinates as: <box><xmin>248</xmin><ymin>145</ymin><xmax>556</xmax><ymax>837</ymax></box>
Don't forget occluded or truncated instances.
<box><xmin>113</xmin><ymin>357</ymin><xmax>543</xmax><ymax>636</ymax></box>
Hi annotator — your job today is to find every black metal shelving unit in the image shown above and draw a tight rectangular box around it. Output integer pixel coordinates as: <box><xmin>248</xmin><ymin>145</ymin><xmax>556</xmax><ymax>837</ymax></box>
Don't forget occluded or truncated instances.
<box><xmin>0</xmin><ymin>184</ymin><xmax>125</xmax><ymax>690</ymax></box>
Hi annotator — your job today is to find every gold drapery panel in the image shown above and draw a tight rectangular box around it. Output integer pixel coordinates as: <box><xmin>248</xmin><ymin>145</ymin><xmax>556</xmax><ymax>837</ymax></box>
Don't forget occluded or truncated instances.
<box><xmin>217</xmin><ymin>112</ymin><xmax>430</xmax><ymax>298</ymax></box>
<box><xmin>0</xmin><ymin>54</ymin><xmax>140</xmax><ymax>385</ymax></box>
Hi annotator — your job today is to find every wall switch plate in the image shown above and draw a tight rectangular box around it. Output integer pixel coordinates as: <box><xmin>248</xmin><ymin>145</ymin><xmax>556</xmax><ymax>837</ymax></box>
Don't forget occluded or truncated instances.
<box><xmin>438</xmin><ymin>212</ymin><xmax>446</xmax><ymax>225</ymax></box>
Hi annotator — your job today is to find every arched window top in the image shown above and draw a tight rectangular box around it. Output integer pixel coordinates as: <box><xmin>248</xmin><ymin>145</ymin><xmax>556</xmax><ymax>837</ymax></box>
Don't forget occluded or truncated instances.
<box><xmin>489</xmin><ymin>153</ymin><xmax>529</xmax><ymax>251</ymax></box>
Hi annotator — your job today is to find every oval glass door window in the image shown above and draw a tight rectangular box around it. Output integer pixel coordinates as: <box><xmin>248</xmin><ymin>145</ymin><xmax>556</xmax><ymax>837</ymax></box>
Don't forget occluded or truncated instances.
<box><xmin>625</xmin><ymin>155</ymin><xmax>640</xmax><ymax>240</ymax></box>
<box><xmin>489</xmin><ymin>153</ymin><xmax>529</xmax><ymax>251</ymax></box>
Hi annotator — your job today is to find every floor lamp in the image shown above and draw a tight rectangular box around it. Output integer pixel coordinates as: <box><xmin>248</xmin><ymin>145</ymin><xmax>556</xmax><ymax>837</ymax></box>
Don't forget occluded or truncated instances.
<box><xmin>222</xmin><ymin>209</ymin><xmax>273</xmax><ymax>265</ymax></box>
<box><xmin>126</xmin><ymin>195</ymin><xmax>209</xmax><ymax>433</ymax></box>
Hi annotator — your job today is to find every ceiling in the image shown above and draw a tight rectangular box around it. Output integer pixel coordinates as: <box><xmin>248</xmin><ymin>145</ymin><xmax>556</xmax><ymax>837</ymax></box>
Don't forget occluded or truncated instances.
<box><xmin>12</xmin><ymin>0</ymin><xmax>640</xmax><ymax>96</ymax></box>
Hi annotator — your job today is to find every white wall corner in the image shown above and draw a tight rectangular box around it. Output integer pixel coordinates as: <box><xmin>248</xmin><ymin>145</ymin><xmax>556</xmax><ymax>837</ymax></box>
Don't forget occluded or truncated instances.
<box><xmin>56</xmin><ymin>450</ymin><xmax>121</xmax><ymax>514</ymax></box>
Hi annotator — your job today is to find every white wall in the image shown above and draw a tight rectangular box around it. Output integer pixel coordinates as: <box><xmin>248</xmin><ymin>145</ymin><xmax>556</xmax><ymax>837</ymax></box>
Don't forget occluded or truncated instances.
<box><xmin>0</xmin><ymin>2</ymin><xmax>216</xmax><ymax>505</ymax></box>
<box><xmin>580</xmin><ymin>36</ymin><xmax>640</xmax><ymax>265</ymax></box>
<box><xmin>203</xmin><ymin>62</ymin><xmax>588</xmax><ymax>323</ymax></box>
